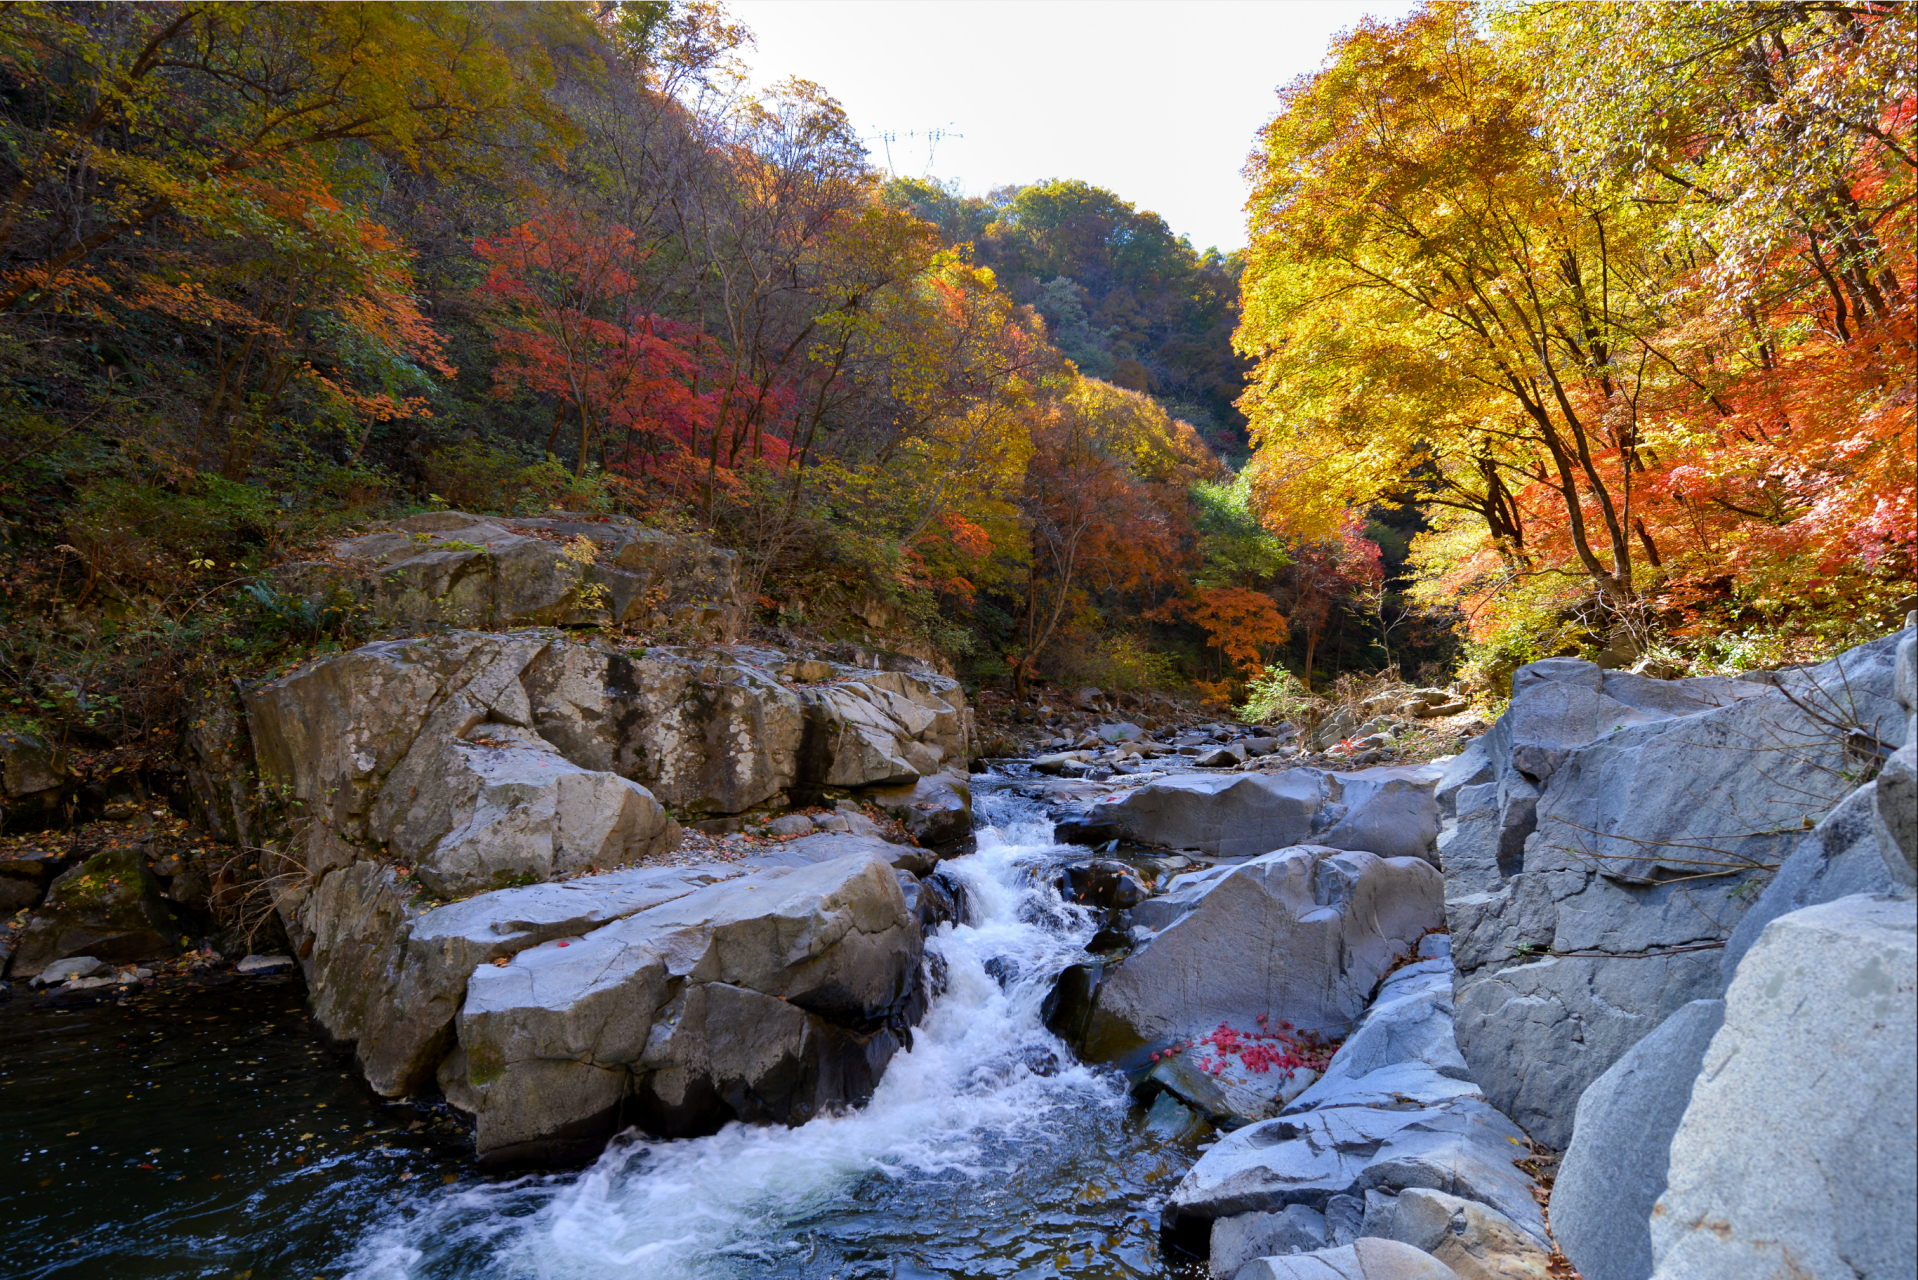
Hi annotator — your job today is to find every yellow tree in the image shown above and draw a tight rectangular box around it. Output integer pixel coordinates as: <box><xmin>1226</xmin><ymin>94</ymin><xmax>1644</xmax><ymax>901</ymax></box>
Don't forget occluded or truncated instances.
<box><xmin>1238</xmin><ymin>5</ymin><xmax>1716</xmax><ymax>629</ymax></box>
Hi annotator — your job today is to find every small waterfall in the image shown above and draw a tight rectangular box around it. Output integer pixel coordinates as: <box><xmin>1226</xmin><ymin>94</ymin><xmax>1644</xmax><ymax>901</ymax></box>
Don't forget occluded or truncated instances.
<box><xmin>347</xmin><ymin>780</ymin><xmax>1173</xmax><ymax>1280</ymax></box>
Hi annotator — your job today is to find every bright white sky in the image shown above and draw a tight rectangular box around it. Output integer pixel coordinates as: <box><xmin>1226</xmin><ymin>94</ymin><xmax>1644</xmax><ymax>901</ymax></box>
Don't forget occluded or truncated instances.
<box><xmin>727</xmin><ymin>0</ymin><xmax>1418</xmax><ymax>254</ymax></box>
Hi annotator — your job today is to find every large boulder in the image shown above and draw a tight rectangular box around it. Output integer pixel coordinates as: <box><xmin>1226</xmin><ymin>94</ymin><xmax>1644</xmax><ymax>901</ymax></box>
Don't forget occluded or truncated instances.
<box><xmin>1649</xmin><ymin>894</ymin><xmax>1916</xmax><ymax>1280</ymax></box>
<box><xmin>520</xmin><ymin>642</ymin><xmax>973</xmax><ymax>814</ymax></box>
<box><xmin>344</xmin><ymin>864</ymin><xmax>739</xmax><ymax>1096</ymax></box>
<box><xmin>1061</xmin><ymin>765</ymin><xmax>1440</xmax><ymax>862</ymax></box>
<box><xmin>1445</xmin><ymin>631</ymin><xmax>1910</xmax><ymax>1147</ymax></box>
<box><xmin>1083</xmin><ymin>846</ymin><xmax>1443</xmax><ymax>1055</ymax></box>
<box><xmin>1549</xmin><ymin>998</ymin><xmax>1724</xmax><ymax>1280</ymax></box>
<box><xmin>449</xmin><ymin>851</ymin><xmax>923</xmax><ymax>1165</ymax></box>
<box><xmin>863</xmin><ymin>772</ymin><xmax>973</xmax><ymax>849</ymax></box>
<box><xmin>6</xmin><ymin>847</ymin><xmax>182</xmax><ymax>977</ymax></box>
<box><xmin>372</xmin><ymin>724</ymin><xmax>678</xmax><ymax>898</ymax></box>
<box><xmin>248</xmin><ymin>634</ymin><xmax>680</xmax><ymax>894</ymax></box>
<box><xmin>284</xmin><ymin>511</ymin><xmax>742</xmax><ymax>638</ymax></box>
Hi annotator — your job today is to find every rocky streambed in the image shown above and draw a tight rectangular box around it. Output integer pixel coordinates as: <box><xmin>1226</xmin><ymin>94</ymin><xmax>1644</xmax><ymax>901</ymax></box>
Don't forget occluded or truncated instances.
<box><xmin>2</xmin><ymin>539</ymin><xmax>1912</xmax><ymax>1280</ymax></box>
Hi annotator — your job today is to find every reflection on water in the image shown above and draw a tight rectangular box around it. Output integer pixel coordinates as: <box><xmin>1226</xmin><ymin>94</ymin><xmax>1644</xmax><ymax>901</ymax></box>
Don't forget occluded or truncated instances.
<box><xmin>3</xmin><ymin>781</ymin><xmax>1203</xmax><ymax>1280</ymax></box>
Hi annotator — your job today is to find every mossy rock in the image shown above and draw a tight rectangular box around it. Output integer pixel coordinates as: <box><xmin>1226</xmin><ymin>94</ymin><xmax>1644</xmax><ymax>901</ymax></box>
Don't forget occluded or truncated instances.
<box><xmin>5</xmin><ymin>846</ymin><xmax>184</xmax><ymax>978</ymax></box>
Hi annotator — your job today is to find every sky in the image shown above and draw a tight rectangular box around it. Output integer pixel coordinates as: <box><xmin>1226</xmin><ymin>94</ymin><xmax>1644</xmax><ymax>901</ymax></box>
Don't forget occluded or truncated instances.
<box><xmin>727</xmin><ymin>0</ymin><xmax>1419</xmax><ymax>254</ymax></box>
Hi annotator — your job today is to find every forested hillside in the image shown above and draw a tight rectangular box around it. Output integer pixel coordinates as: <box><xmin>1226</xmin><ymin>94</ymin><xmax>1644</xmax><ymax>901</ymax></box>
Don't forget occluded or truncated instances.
<box><xmin>0</xmin><ymin>0</ymin><xmax>1910</xmax><ymax>791</ymax></box>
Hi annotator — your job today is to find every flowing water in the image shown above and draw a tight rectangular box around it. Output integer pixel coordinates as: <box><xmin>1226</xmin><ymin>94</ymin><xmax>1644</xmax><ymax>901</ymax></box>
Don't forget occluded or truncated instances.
<box><xmin>2</xmin><ymin>779</ymin><xmax>1204</xmax><ymax>1279</ymax></box>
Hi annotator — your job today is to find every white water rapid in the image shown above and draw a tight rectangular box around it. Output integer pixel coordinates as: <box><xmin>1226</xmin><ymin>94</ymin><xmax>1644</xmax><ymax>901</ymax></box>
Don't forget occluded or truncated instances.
<box><xmin>345</xmin><ymin>783</ymin><xmax>1184</xmax><ymax>1280</ymax></box>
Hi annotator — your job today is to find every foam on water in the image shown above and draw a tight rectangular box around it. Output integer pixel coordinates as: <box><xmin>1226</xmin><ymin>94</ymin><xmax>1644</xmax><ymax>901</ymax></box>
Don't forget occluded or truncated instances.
<box><xmin>346</xmin><ymin>786</ymin><xmax>1139</xmax><ymax>1280</ymax></box>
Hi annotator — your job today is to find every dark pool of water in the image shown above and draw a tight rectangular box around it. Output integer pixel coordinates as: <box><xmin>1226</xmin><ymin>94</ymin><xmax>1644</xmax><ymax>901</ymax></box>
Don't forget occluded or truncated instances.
<box><xmin>0</xmin><ymin>973</ymin><xmax>470</xmax><ymax>1280</ymax></box>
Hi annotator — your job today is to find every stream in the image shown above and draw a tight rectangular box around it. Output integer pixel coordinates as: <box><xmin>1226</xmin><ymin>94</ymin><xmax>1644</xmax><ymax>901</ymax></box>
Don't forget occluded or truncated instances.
<box><xmin>2</xmin><ymin>778</ymin><xmax>1206</xmax><ymax>1279</ymax></box>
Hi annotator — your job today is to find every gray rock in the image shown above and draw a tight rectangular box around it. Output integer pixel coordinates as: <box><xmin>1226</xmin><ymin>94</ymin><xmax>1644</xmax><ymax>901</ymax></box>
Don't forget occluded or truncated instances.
<box><xmin>1551</xmin><ymin>998</ymin><xmax>1724</xmax><ymax>1280</ymax></box>
<box><xmin>0</xmin><ymin>727</ymin><xmax>65</xmax><ymax>822</ymax></box>
<box><xmin>235</xmin><ymin>954</ymin><xmax>295</xmax><ymax>974</ymax></box>
<box><xmin>30</xmin><ymin>955</ymin><xmax>103</xmax><ymax>985</ymax></box>
<box><xmin>1451</xmin><ymin>950</ymin><xmax>1721</xmax><ymax>1149</ymax></box>
<box><xmin>1211</xmin><ymin>1205</ymin><xmax>1329</xmax><ymax>1277</ymax></box>
<box><xmin>1314</xmin><ymin>768</ymin><xmax>1442</xmax><ymax>864</ymax></box>
<box><xmin>350</xmin><ymin>864</ymin><xmax>739</xmax><ymax>1096</ymax></box>
<box><xmin>1285</xmin><ymin>958</ymin><xmax>1480</xmax><ymax>1116</ymax></box>
<box><xmin>764</xmin><ymin>814</ymin><xmax>814</xmax><ymax>837</ymax></box>
<box><xmin>1379</xmin><ymin>1188</ymin><xmax>1551</xmax><ymax>1280</ymax></box>
<box><xmin>8</xmin><ymin>848</ymin><xmax>182</xmax><ymax>977</ymax></box>
<box><xmin>1068</xmin><ymin>770</ymin><xmax>1330</xmax><ymax>858</ymax></box>
<box><xmin>373</xmin><ymin>723</ymin><xmax>680</xmax><ymax>898</ymax></box>
<box><xmin>1448</xmin><ymin>631</ymin><xmax>1911</xmax><ymax>1147</ymax></box>
<box><xmin>0</xmin><ymin>853</ymin><xmax>58</xmax><ymax>913</ymax></box>
<box><xmin>1720</xmin><ymin>781</ymin><xmax>1893</xmax><ymax>979</ymax></box>
<box><xmin>1650</xmin><ymin>894</ymin><xmax>1916</xmax><ymax>1280</ymax></box>
<box><xmin>1087</xmin><ymin>846</ymin><xmax>1443</xmax><ymax>1054</ymax></box>
<box><xmin>1434</xmin><ymin>741</ymin><xmax>1493</xmax><ymax>818</ymax></box>
<box><xmin>1874</xmin><ymin>739</ymin><xmax>1915</xmax><ymax>893</ymax></box>
<box><xmin>1234</xmin><ymin>1237</ymin><xmax>1465</xmax><ymax>1279</ymax></box>
<box><xmin>451</xmin><ymin>852</ymin><xmax>921</xmax><ymax>1164</ymax></box>
<box><xmin>864</xmin><ymin>772</ymin><xmax>972</xmax><ymax>847</ymax></box>
<box><xmin>1199</xmin><ymin>744</ymin><xmax>1249</xmax><ymax>768</ymax></box>
<box><xmin>1165</xmin><ymin>1096</ymin><xmax>1545</xmax><ymax>1245</ymax></box>
<box><xmin>523</xmin><ymin>642</ymin><xmax>805</xmax><ymax>816</ymax></box>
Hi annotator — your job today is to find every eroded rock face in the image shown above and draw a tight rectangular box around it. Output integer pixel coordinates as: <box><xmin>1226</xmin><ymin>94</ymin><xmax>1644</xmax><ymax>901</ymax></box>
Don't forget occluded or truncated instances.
<box><xmin>1444</xmin><ymin>631</ymin><xmax>1911</xmax><ymax>1147</ymax></box>
<box><xmin>1085</xmin><ymin>846</ymin><xmax>1443</xmax><ymax>1054</ymax></box>
<box><xmin>523</xmin><ymin>643</ymin><xmax>804</xmax><ymax>816</ymax></box>
<box><xmin>1649</xmin><ymin>894</ymin><xmax>1916</xmax><ymax>1280</ymax></box>
<box><xmin>248</xmin><ymin>633</ymin><xmax>682</xmax><ymax>895</ymax></box>
<box><xmin>284</xmin><ymin>511</ymin><xmax>743</xmax><ymax>638</ymax></box>
<box><xmin>450</xmin><ymin>851</ymin><xmax>923</xmax><ymax>1164</ymax></box>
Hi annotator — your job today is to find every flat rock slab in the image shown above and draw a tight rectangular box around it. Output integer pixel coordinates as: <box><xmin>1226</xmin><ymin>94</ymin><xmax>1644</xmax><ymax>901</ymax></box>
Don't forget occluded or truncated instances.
<box><xmin>1235</xmin><ymin>1237</ymin><xmax>1465</xmax><ymax>1279</ymax></box>
<box><xmin>352</xmin><ymin>863</ymin><xmax>743</xmax><ymax>1096</ymax></box>
<box><xmin>1166</xmin><ymin>1097</ymin><xmax>1543</xmax><ymax>1247</ymax></box>
<box><xmin>1285</xmin><ymin>958</ymin><xmax>1481</xmax><ymax>1116</ymax></box>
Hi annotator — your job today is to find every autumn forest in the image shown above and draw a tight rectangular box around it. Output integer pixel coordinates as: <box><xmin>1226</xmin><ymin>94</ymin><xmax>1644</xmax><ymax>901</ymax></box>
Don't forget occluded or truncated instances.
<box><xmin>1</xmin><ymin>0</ymin><xmax>1911</xmax><ymax>761</ymax></box>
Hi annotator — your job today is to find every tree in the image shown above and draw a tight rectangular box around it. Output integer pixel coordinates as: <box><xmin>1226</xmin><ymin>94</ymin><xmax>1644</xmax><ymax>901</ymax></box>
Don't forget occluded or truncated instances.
<box><xmin>0</xmin><ymin>2</ymin><xmax>573</xmax><ymax>312</ymax></box>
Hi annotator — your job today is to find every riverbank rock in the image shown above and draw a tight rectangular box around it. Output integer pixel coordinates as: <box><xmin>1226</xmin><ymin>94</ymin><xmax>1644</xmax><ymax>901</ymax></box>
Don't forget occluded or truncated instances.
<box><xmin>1083</xmin><ymin>846</ymin><xmax>1442</xmax><ymax>1055</ymax></box>
<box><xmin>1057</xmin><ymin>765</ymin><xmax>1440</xmax><ymax>863</ymax></box>
<box><xmin>6</xmin><ymin>846</ymin><xmax>182</xmax><ymax>977</ymax></box>
<box><xmin>347</xmin><ymin>864</ymin><xmax>742</xmax><ymax>1096</ymax></box>
<box><xmin>1445</xmin><ymin>629</ymin><xmax>1910</xmax><ymax>1147</ymax></box>
<box><xmin>1550</xmin><ymin>998</ymin><xmax>1724</xmax><ymax>1280</ymax></box>
<box><xmin>1282</xmin><ymin>942</ymin><xmax>1482</xmax><ymax>1117</ymax></box>
<box><xmin>284</xmin><ymin>511</ymin><xmax>743</xmax><ymax>638</ymax></box>
<box><xmin>1648</xmin><ymin>893</ymin><xmax>1916</xmax><ymax>1280</ymax></box>
<box><xmin>522</xmin><ymin>642</ymin><xmax>803</xmax><ymax>815</ymax></box>
<box><xmin>1177</xmin><ymin>934</ymin><xmax>1550</xmax><ymax>1278</ymax></box>
<box><xmin>864</xmin><ymin>773</ymin><xmax>973</xmax><ymax>848</ymax></box>
<box><xmin>448</xmin><ymin>851</ymin><xmax>923</xmax><ymax>1165</ymax></box>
